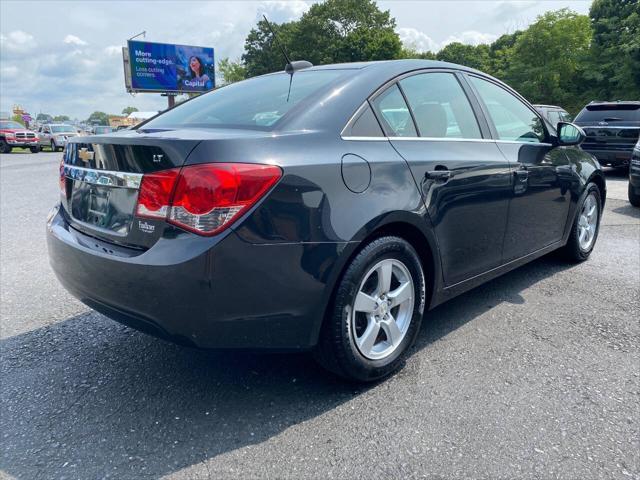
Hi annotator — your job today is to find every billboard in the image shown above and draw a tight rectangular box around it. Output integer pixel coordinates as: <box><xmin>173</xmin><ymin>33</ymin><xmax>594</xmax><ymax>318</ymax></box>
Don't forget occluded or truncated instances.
<box><xmin>126</xmin><ymin>40</ymin><xmax>215</xmax><ymax>93</ymax></box>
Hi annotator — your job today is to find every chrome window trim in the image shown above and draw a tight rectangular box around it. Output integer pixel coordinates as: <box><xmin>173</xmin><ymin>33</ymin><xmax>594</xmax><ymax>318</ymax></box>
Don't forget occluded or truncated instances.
<box><xmin>340</xmin><ymin>135</ymin><xmax>553</xmax><ymax>147</ymax></box>
<box><xmin>340</xmin><ymin>136</ymin><xmax>389</xmax><ymax>142</ymax></box>
<box><xmin>63</xmin><ymin>165</ymin><xmax>143</xmax><ymax>189</ymax></box>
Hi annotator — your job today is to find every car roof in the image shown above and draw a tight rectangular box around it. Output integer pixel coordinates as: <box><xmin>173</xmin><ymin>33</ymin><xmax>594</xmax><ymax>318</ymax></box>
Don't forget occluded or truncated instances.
<box><xmin>533</xmin><ymin>104</ymin><xmax>565</xmax><ymax>110</ymax></box>
<box><xmin>306</xmin><ymin>59</ymin><xmax>482</xmax><ymax>75</ymax></box>
<box><xmin>587</xmin><ymin>100</ymin><xmax>640</xmax><ymax>107</ymax></box>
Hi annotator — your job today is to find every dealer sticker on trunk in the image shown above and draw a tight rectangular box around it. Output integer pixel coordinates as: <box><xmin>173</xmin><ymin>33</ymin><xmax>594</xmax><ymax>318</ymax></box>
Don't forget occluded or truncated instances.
<box><xmin>138</xmin><ymin>220</ymin><xmax>156</xmax><ymax>234</ymax></box>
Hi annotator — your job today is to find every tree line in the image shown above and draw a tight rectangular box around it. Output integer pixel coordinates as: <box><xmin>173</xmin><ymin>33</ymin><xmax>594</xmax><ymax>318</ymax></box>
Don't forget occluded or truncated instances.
<box><xmin>218</xmin><ymin>0</ymin><xmax>639</xmax><ymax>114</ymax></box>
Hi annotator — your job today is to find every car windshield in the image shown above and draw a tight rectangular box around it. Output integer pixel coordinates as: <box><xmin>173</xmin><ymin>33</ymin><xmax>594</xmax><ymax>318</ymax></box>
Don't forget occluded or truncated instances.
<box><xmin>575</xmin><ymin>105</ymin><xmax>640</xmax><ymax>122</ymax></box>
<box><xmin>143</xmin><ymin>70</ymin><xmax>347</xmax><ymax>130</ymax></box>
<box><xmin>0</xmin><ymin>121</ymin><xmax>24</xmax><ymax>129</ymax></box>
<box><xmin>51</xmin><ymin>125</ymin><xmax>75</xmax><ymax>133</ymax></box>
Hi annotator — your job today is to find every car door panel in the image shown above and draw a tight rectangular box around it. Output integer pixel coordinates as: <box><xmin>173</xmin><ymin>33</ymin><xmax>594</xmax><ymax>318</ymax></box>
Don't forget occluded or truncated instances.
<box><xmin>389</xmin><ymin>139</ymin><xmax>512</xmax><ymax>285</ymax></box>
<box><xmin>495</xmin><ymin>142</ymin><xmax>572</xmax><ymax>261</ymax></box>
<box><xmin>465</xmin><ymin>74</ymin><xmax>572</xmax><ymax>263</ymax></box>
<box><xmin>372</xmin><ymin>71</ymin><xmax>512</xmax><ymax>286</ymax></box>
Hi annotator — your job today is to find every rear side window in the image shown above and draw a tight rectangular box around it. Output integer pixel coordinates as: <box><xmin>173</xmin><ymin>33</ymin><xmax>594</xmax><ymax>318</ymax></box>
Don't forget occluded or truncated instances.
<box><xmin>143</xmin><ymin>70</ymin><xmax>346</xmax><ymax>130</ymax></box>
<box><xmin>343</xmin><ymin>104</ymin><xmax>384</xmax><ymax>137</ymax></box>
<box><xmin>469</xmin><ymin>76</ymin><xmax>545</xmax><ymax>143</ymax></box>
<box><xmin>371</xmin><ymin>84</ymin><xmax>417</xmax><ymax>137</ymax></box>
<box><xmin>574</xmin><ymin>105</ymin><xmax>640</xmax><ymax>122</ymax></box>
<box><xmin>399</xmin><ymin>72</ymin><xmax>482</xmax><ymax>139</ymax></box>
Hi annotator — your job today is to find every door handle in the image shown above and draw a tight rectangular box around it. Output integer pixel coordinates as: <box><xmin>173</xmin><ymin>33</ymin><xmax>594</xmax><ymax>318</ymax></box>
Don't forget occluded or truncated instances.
<box><xmin>425</xmin><ymin>170</ymin><xmax>451</xmax><ymax>181</ymax></box>
<box><xmin>514</xmin><ymin>167</ymin><xmax>528</xmax><ymax>180</ymax></box>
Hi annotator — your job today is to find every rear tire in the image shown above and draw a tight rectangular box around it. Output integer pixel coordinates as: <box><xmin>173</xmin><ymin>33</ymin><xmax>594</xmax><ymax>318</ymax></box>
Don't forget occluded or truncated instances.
<box><xmin>561</xmin><ymin>183</ymin><xmax>602</xmax><ymax>262</ymax></box>
<box><xmin>629</xmin><ymin>182</ymin><xmax>640</xmax><ymax>207</ymax></box>
<box><xmin>314</xmin><ymin>236</ymin><xmax>426</xmax><ymax>382</ymax></box>
<box><xmin>30</xmin><ymin>147</ymin><xmax>39</xmax><ymax>153</ymax></box>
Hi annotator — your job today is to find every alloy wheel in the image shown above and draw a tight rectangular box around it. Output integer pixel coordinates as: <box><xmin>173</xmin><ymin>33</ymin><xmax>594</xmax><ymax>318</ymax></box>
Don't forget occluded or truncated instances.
<box><xmin>351</xmin><ymin>258</ymin><xmax>415</xmax><ymax>360</ymax></box>
<box><xmin>577</xmin><ymin>192</ymin><xmax>598</xmax><ymax>251</ymax></box>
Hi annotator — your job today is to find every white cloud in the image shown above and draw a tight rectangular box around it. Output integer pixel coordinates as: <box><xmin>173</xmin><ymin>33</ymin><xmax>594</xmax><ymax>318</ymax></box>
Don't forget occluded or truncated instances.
<box><xmin>398</xmin><ymin>27</ymin><xmax>438</xmax><ymax>53</ymax></box>
<box><xmin>103</xmin><ymin>45</ymin><xmax>122</xmax><ymax>56</ymax></box>
<box><xmin>442</xmin><ymin>31</ymin><xmax>499</xmax><ymax>48</ymax></box>
<box><xmin>63</xmin><ymin>34</ymin><xmax>88</xmax><ymax>46</ymax></box>
<box><xmin>258</xmin><ymin>1</ymin><xmax>310</xmax><ymax>22</ymax></box>
<box><xmin>0</xmin><ymin>30</ymin><xmax>37</xmax><ymax>52</ymax></box>
<box><xmin>1</xmin><ymin>65</ymin><xmax>20</xmax><ymax>79</ymax></box>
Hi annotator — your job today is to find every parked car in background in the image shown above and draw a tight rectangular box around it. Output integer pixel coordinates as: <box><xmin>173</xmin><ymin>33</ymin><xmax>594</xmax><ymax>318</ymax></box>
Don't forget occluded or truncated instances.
<box><xmin>534</xmin><ymin>104</ymin><xmax>572</xmax><ymax>127</ymax></box>
<box><xmin>91</xmin><ymin>126</ymin><xmax>115</xmax><ymax>135</ymax></box>
<box><xmin>574</xmin><ymin>101</ymin><xmax>640</xmax><ymax>169</ymax></box>
<box><xmin>629</xmin><ymin>139</ymin><xmax>640</xmax><ymax>207</ymax></box>
<box><xmin>48</xmin><ymin>59</ymin><xmax>606</xmax><ymax>382</ymax></box>
<box><xmin>0</xmin><ymin>120</ymin><xmax>39</xmax><ymax>153</ymax></box>
<box><xmin>38</xmin><ymin>124</ymin><xmax>78</xmax><ymax>152</ymax></box>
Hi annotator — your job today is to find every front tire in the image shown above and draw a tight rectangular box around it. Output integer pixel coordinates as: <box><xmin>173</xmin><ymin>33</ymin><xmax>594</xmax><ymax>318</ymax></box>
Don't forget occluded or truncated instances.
<box><xmin>629</xmin><ymin>182</ymin><xmax>640</xmax><ymax>207</ymax></box>
<box><xmin>0</xmin><ymin>139</ymin><xmax>11</xmax><ymax>154</ymax></box>
<box><xmin>314</xmin><ymin>236</ymin><xmax>426</xmax><ymax>382</ymax></box>
<box><xmin>561</xmin><ymin>183</ymin><xmax>602</xmax><ymax>262</ymax></box>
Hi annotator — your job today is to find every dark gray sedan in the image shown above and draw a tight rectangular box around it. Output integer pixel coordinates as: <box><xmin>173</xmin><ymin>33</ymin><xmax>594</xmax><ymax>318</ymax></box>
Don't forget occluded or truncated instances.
<box><xmin>47</xmin><ymin>59</ymin><xmax>606</xmax><ymax>381</ymax></box>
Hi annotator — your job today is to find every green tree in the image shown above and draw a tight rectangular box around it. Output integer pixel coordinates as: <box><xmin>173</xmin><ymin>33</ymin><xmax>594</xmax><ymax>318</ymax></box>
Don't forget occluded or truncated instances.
<box><xmin>121</xmin><ymin>106</ymin><xmax>138</xmax><ymax>115</ymax></box>
<box><xmin>485</xmin><ymin>31</ymin><xmax>522</xmax><ymax>80</ymax></box>
<box><xmin>53</xmin><ymin>115</ymin><xmax>70</xmax><ymax>122</ymax></box>
<box><xmin>397</xmin><ymin>43</ymin><xmax>436</xmax><ymax>60</ymax></box>
<box><xmin>11</xmin><ymin>114</ymin><xmax>25</xmax><ymax>126</ymax></box>
<box><xmin>87</xmin><ymin>111</ymin><xmax>109</xmax><ymax>125</ymax></box>
<box><xmin>218</xmin><ymin>57</ymin><xmax>247</xmax><ymax>84</ymax></box>
<box><xmin>587</xmin><ymin>0</ymin><xmax>640</xmax><ymax>100</ymax></box>
<box><xmin>242</xmin><ymin>19</ymin><xmax>298</xmax><ymax>77</ymax></box>
<box><xmin>242</xmin><ymin>0</ymin><xmax>402</xmax><ymax>77</ymax></box>
<box><xmin>36</xmin><ymin>113</ymin><xmax>52</xmax><ymax>123</ymax></box>
<box><xmin>507</xmin><ymin>9</ymin><xmax>592</xmax><ymax>112</ymax></box>
<box><xmin>436</xmin><ymin>42</ymin><xmax>490</xmax><ymax>71</ymax></box>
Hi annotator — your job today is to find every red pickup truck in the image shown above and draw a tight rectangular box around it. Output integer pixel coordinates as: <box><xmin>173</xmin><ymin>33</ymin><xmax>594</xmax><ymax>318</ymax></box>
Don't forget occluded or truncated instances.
<box><xmin>0</xmin><ymin>120</ymin><xmax>40</xmax><ymax>153</ymax></box>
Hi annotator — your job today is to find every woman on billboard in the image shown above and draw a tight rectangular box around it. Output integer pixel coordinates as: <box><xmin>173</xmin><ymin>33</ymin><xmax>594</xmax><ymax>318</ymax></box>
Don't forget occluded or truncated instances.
<box><xmin>185</xmin><ymin>56</ymin><xmax>212</xmax><ymax>90</ymax></box>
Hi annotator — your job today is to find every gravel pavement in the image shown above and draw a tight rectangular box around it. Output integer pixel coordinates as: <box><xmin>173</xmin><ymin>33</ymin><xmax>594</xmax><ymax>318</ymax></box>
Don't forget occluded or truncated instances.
<box><xmin>1</xmin><ymin>151</ymin><xmax>638</xmax><ymax>480</ymax></box>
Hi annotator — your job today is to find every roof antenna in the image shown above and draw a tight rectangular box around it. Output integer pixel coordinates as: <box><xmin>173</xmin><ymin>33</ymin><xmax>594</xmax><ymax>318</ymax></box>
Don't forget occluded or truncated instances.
<box><xmin>263</xmin><ymin>15</ymin><xmax>291</xmax><ymax>67</ymax></box>
<box><xmin>262</xmin><ymin>15</ymin><xmax>313</xmax><ymax>75</ymax></box>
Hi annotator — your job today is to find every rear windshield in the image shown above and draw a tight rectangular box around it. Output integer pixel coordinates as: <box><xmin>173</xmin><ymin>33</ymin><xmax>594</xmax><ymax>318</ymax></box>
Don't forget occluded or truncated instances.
<box><xmin>575</xmin><ymin>104</ymin><xmax>640</xmax><ymax>122</ymax></box>
<box><xmin>143</xmin><ymin>70</ymin><xmax>347</xmax><ymax>130</ymax></box>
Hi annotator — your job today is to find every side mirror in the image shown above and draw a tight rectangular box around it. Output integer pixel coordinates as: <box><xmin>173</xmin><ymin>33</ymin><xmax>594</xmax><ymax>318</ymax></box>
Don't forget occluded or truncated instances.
<box><xmin>557</xmin><ymin>122</ymin><xmax>585</xmax><ymax>146</ymax></box>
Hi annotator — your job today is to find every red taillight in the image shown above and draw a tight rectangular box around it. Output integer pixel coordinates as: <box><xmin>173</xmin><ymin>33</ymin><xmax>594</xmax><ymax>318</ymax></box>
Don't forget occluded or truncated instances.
<box><xmin>136</xmin><ymin>169</ymin><xmax>181</xmax><ymax>219</ymax></box>
<box><xmin>135</xmin><ymin>163</ymin><xmax>281</xmax><ymax>236</ymax></box>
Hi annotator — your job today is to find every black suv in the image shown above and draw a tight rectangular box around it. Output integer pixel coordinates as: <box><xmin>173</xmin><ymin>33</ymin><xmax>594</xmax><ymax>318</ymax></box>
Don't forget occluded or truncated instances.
<box><xmin>629</xmin><ymin>139</ymin><xmax>640</xmax><ymax>206</ymax></box>
<box><xmin>574</xmin><ymin>101</ymin><xmax>640</xmax><ymax>168</ymax></box>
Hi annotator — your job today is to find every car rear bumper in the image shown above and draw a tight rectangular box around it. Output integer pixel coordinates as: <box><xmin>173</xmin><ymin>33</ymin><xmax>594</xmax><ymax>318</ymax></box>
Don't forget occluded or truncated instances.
<box><xmin>47</xmin><ymin>206</ymin><xmax>344</xmax><ymax>350</ymax></box>
<box><xmin>582</xmin><ymin>147</ymin><xmax>632</xmax><ymax>167</ymax></box>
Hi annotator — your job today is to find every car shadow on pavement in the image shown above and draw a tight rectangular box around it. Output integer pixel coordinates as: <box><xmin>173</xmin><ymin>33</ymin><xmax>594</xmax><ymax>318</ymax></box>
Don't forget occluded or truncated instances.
<box><xmin>0</xmin><ymin>254</ymin><xmax>574</xmax><ymax>479</ymax></box>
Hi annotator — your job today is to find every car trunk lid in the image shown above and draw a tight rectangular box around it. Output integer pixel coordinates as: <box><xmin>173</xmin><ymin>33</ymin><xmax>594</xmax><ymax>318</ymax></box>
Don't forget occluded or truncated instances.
<box><xmin>61</xmin><ymin>129</ymin><xmax>202</xmax><ymax>249</ymax></box>
<box><xmin>60</xmin><ymin>128</ymin><xmax>277</xmax><ymax>249</ymax></box>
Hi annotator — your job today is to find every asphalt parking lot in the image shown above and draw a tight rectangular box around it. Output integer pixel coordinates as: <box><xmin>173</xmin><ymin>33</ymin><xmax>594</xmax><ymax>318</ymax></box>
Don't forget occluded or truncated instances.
<box><xmin>1</xmin><ymin>150</ymin><xmax>638</xmax><ymax>479</ymax></box>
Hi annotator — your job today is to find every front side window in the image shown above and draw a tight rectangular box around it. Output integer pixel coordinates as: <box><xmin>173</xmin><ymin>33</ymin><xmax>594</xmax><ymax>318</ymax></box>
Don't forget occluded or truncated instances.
<box><xmin>371</xmin><ymin>84</ymin><xmax>417</xmax><ymax>137</ymax></box>
<box><xmin>469</xmin><ymin>76</ymin><xmax>545</xmax><ymax>143</ymax></box>
<box><xmin>399</xmin><ymin>72</ymin><xmax>482</xmax><ymax>139</ymax></box>
<box><xmin>143</xmin><ymin>70</ymin><xmax>347</xmax><ymax>130</ymax></box>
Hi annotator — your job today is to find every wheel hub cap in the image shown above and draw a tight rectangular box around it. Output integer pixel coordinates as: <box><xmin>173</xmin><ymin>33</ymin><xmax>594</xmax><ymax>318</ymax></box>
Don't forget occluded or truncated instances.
<box><xmin>351</xmin><ymin>258</ymin><xmax>415</xmax><ymax>360</ymax></box>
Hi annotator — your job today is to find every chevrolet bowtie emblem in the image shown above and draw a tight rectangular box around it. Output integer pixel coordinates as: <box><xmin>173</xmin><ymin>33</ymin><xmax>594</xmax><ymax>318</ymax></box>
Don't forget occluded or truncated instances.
<box><xmin>78</xmin><ymin>148</ymin><xmax>94</xmax><ymax>163</ymax></box>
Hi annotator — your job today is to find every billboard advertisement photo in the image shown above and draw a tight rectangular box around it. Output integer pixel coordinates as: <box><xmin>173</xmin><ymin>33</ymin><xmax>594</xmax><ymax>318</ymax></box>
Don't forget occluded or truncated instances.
<box><xmin>127</xmin><ymin>40</ymin><xmax>215</xmax><ymax>93</ymax></box>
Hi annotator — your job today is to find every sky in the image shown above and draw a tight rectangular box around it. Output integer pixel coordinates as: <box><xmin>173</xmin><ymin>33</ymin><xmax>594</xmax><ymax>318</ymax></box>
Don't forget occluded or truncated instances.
<box><xmin>0</xmin><ymin>0</ymin><xmax>592</xmax><ymax>120</ymax></box>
